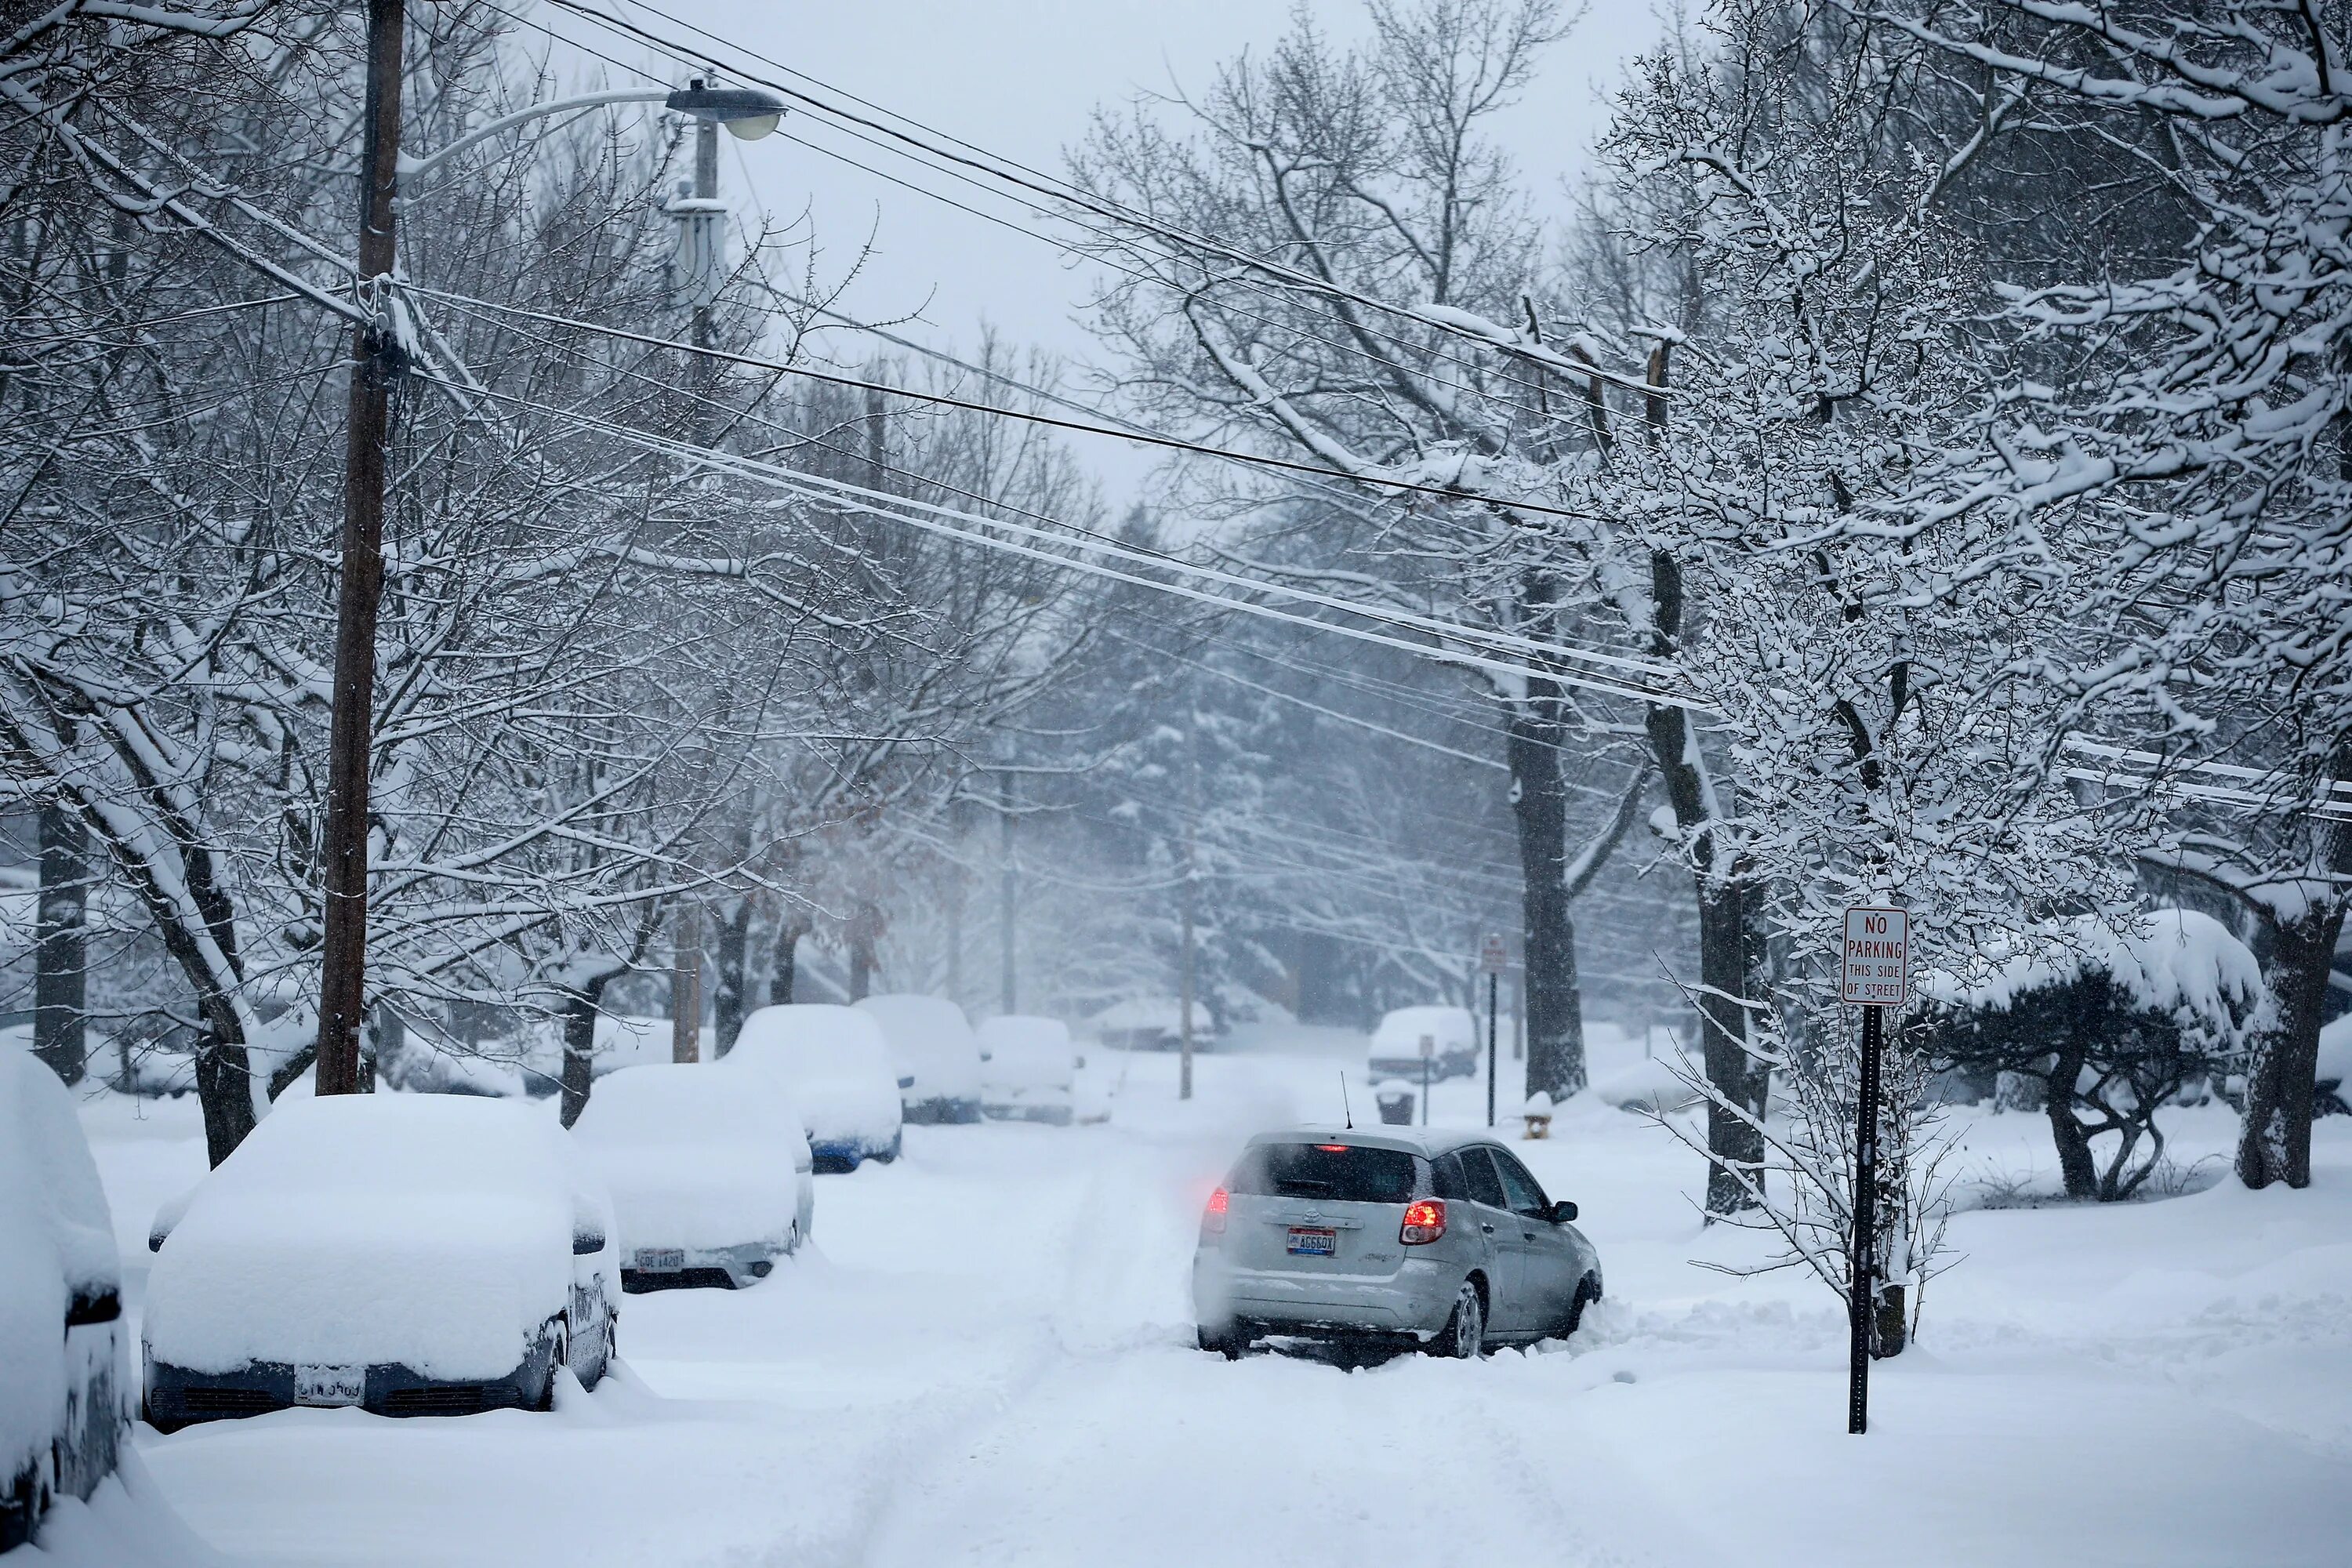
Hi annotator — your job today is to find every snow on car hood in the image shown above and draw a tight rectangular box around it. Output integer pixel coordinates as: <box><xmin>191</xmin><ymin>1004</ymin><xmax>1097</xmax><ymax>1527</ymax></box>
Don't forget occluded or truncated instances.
<box><xmin>586</xmin><ymin>1145</ymin><xmax>800</xmax><ymax>1253</ymax></box>
<box><xmin>143</xmin><ymin>1095</ymin><xmax>587</xmax><ymax>1379</ymax></box>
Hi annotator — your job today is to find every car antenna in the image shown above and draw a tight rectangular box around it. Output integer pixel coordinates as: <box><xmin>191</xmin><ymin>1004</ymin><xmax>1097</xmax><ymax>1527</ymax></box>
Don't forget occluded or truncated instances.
<box><xmin>1340</xmin><ymin>1071</ymin><xmax>1353</xmax><ymax>1130</ymax></box>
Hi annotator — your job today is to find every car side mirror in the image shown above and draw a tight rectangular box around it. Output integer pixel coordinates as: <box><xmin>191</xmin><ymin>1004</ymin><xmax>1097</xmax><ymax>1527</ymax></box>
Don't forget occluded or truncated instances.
<box><xmin>66</xmin><ymin>1284</ymin><xmax>122</xmax><ymax>1327</ymax></box>
<box><xmin>1550</xmin><ymin>1200</ymin><xmax>1578</xmax><ymax>1225</ymax></box>
<box><xmin>148</xmin><ymin>1185</ymin><xmax>198</xmax><ymax>1253</ymax></box>
<box><xmin>572</xmin><ymin>1229</ymin><xmax>605</xmax><ymax>1256</ymax></box>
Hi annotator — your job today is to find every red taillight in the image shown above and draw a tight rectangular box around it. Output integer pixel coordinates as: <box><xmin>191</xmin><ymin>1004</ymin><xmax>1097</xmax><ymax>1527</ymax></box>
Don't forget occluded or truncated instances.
<box><xmin>1399</xmin><ymin>1198</ymin><xmax>1446</xmax><ymax>1245</ymax></box>
<box><xmin>1204</xmin><ymin>1187</ymin><xmax>1229</xmax><ymax>1235</ymax></box>
<box><xmin>1315</xmin><ymin>1143</ymin><xmax>1350</xmax><ymax>1152</ymax></box>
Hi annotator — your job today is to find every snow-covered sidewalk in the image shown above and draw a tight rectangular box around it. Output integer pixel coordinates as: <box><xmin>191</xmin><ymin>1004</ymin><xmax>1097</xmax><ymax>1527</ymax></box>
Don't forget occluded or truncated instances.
<box><xmin>62</xmin><ymin>1034</ymin><xmax>2352</xmax><ymax>1566</ymax></box>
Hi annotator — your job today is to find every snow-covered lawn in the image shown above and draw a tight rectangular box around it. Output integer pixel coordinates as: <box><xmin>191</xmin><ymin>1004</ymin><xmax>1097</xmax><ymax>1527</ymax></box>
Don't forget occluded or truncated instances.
<box><xmin>53</xmin><ymin>1027</ymin><xmax>2352</xmax><ymax>1566</ymax></box>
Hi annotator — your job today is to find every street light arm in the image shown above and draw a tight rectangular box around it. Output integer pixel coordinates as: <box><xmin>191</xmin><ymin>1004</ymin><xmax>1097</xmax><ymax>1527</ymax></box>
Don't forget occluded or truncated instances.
<box><xmin>396</xmin><ymin>88</ymin><xmax>670</xmax><ymax>184</ymax></box>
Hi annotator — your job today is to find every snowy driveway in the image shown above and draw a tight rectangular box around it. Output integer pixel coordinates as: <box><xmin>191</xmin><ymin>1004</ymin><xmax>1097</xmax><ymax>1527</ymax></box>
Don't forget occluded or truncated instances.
<box><xmin>78</xmin><ymin>1038</ymin><xmax>2352</xmax><ymax>1567</ymax></box>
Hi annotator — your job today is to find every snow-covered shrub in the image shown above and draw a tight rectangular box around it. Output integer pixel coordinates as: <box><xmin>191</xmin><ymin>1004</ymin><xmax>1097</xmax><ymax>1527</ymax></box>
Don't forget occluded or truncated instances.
<box><xmin>1924</xmin><ymin>911</ymin><xmax>2268</xmax><ymax>1201</ymax></box>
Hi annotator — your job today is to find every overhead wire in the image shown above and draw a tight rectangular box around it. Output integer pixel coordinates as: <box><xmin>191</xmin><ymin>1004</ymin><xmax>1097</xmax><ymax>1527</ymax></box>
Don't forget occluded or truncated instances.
<box><xmin>547</xmin><ymin>0</ymin><xmax>1671</xmax><ymax>400</ymax></box>
<box><xmin>404</xmin><ymin>281</ymin><xmax>1697</xmax><ymax>698</ymax></box>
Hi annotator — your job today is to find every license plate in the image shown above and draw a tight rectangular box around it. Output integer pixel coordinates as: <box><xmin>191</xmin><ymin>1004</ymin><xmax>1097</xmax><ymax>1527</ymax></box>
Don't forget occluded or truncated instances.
<box><xmin>1286</xmin><ymin>1227</ymin><xmax>1338</xmax><ymax>1257</ymax></box>
<box><xmin>634</xmin><ymin>1247</ymin><xmax>685</xmax><ymax>1271</ymax></box>
<box><xmin>295</xmin><ymin>1363</ymin><xmax>365</xmax><ymax>1406</ymax></box>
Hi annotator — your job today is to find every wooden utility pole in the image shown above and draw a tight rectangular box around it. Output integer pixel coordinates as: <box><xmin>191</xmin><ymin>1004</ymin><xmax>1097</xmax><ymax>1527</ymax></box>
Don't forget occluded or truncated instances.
<box><xmin>1179</xmin><ymin>759</ymin><xmax>1197</xmax><ymax>1102</ymax></box>
<box><xmin>672</xmin><ymin>906</ymin><xmax>701</xmax><ymax>1062</ymax></box>
<box><xmin>315</xmin><ymin>0</ymin><xmax>407</xmax><ymax>1098</ymax></box>
<box><xmin>999</xmin><ymin>768</ymin><xmax>1017</xmax><ymax>1014</ymax></box>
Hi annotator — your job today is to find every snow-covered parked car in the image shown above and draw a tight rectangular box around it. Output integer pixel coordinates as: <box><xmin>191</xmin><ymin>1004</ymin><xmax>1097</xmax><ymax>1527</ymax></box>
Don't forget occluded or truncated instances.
<box><xmin>728</xmin><ymin>1004</ymin><xmax>906</xmax><ymax>1172</ymax></box>
<box><xmin>1367</xmin><ymin>1005</ymin><xmax>1479</xmax><ymax>1083</ymax></box>
<box><xmin>976</xmin><ymin>1015</ymin><xmax>1077</xmax><ymax>1126</ymax></box>
<box><xmin>142</xmin><ymin>1094</ymin><xmax>618</xmax><ymax>1428</ymax></box>
<box><xmin>856</xmin><ymin>994</ymin><xmax>985</xmax><ymax>1124</ymax></box>
<box><xmin>2</xmin><ymin>1051</ymin><xmax>128</xmax><ymax>1552</ymax></box>
<box><xmin>572</xmin><ymin>1063</ymin><xmax>815</xmax><ymax>1290</ymax></box>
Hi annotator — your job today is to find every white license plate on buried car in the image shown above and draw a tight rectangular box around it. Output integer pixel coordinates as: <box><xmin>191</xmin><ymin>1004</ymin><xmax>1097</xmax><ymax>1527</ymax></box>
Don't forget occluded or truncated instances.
<box><xmin>296</xmin><ymin>1363</ymin><xmax>365</xmax><ymax>1406</ymax></box>
<box><xmin>634</xmin><ymin>1247</ymin><xmax>685</xmax><ymax>1271</ymax></box>
<box><xmin>1286</xmin><ymin>1227</ymin><xmax>1338</xmax><ymax>1257</ymax></box>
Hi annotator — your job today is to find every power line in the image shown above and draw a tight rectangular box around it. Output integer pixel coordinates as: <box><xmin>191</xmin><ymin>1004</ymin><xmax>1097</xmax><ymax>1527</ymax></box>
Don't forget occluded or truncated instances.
<box><xmin>403</xmin><ymin>282</ymin><xmax>1695</xmax><ymax>696</ymax></box>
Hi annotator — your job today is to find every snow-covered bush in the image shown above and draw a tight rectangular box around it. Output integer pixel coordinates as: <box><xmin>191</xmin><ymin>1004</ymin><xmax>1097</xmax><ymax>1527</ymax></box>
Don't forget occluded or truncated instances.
<box><xmin>1924</xmin><ymin>912</ymin><xmax>2268</xmax><ymax>1201</ymax></box>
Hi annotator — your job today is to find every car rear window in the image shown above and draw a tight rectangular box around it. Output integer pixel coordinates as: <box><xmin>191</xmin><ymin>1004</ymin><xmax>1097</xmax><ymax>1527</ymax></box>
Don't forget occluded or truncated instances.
<box><xmin>1230</xmin><ymin>1142</ymin><xmax>1419</xmax><ymax>1204</ymax></box>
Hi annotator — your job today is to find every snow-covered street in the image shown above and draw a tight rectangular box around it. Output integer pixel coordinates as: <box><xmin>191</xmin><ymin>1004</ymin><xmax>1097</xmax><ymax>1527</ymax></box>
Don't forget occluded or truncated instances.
<box><xmin>49</xmin><ymin>1029</ymin><xmax>2352</xmax><ymax>1568</ymax></box>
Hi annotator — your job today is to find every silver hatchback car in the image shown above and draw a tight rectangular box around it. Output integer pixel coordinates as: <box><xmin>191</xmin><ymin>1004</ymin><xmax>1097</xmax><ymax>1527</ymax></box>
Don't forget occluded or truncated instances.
<box><xmin>1192</xmin><ymin>1127</ymin><xmax>1602</xmax><ymax>1357</ymax></box>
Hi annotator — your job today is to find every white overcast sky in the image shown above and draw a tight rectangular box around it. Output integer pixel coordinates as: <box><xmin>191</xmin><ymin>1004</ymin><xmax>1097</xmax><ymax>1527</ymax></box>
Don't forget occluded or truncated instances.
<box><xmin>543</xmin><ymin>2</ymin><xmax>1671</xmax><ymax>501</ymax></box>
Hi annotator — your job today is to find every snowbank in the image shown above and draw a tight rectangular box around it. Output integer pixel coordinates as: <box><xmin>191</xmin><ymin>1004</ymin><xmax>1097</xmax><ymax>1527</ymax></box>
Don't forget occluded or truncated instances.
<box><xmin>2</xmin><ymin>1051</ymin><xmax>123</xmax><ymax>1515</ymax></box>
<box><xmin>144</xmin><ymin>1094</ymin><xmax>603</xmax><ymax>1379</ymax></box>
<box><xmin>856</xmin><ymin>994</ymin><xmax>983</xmax><ymax>1103</ymax></box>
<box><xmin>727</xmin><ymin>1005</ymin><xmax>904</xmax><ymax>1153</ymax></box>
<box><xmin>572</xmin><ymin>1064</ymin><xmax>809</xmax><ymax>1254</ymax></box>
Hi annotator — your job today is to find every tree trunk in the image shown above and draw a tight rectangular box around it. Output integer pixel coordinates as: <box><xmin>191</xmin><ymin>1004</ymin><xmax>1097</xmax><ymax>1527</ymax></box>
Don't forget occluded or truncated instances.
<box><xmin>2045</xmin><ymin>1036</ymin><xmax>2099</xmax><ymax>1201</ymax></box>
<box><xmin>559</xmin><ymin>970</ymin><xmax>617</xmax><ymax>1130</ymax></box>
<box><xmin>33</xmin><ymin>802</ymin><xmax>88</xmax><ymax>1086</ymax></box>
<box><xmin>192</xmin><ymin>1030</ymin><xmax>257</xmax><ymax>1169</ymax></box>
<box><xmin>1508</xmin><ymin>691</ymin><xmax>1586</xmax><ymax>1100</ymax></box>
<box><xmin>847</xmin><ymin>902</ymin><xmax>877</xmax><ymax>1003</ymax></box>
<box><xmin>2237</xmin><ymin>901</ymin><xmax>2347</xmax><ymax>1190</ymax></box>
<box><xmin>712</xmin><ymin>895</ymin><xmax>754</xmax><ymax>1055</ymax></box>
<box><xmin>1646</xmin><ymin>579</ymin><xmax>1766</xmax><ymax>1216</ymax></box>
<box><xmin>768</xmin><ymin>916</ymin><xmax>807</xmax><ymax>1007</ymax></box>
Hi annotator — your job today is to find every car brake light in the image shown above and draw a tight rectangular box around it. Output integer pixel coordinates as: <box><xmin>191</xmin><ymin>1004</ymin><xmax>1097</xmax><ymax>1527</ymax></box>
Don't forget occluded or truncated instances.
<box><xmin>1315</xmin><ymin>1143</ymin><xmax>1350</xmax><ymax>1152</ymax></box>
<box><xmin>1399</xmin><ymin>1198</ymin><xmax>1446</xmax><ymax>1245</ymax></box>
<box><xmin>1204</xmin><ymin>1187</ymin><xmax>1229</xmax><ymax>1235</ymax></box>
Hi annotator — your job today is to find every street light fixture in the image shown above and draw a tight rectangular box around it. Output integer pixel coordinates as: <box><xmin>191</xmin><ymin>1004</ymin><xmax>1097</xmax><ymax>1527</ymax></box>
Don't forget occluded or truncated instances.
<box><xmin>313</xmin><ymin>42</ymin><xmax>787</xmax><ymax>1098</ymax></box>
<box><xmin>665</xmin><ymin>82</ymin><xmax>786</xmax><ymax>140</ymax></box>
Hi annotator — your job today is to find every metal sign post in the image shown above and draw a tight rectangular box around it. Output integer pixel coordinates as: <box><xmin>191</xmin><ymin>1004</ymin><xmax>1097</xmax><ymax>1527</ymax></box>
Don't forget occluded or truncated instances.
<box><xmin>1840</xmin><ymin>907</ymin><xmax>1907</xmax><ymax>1436</ymax></box>
<box><xmin>1480</xmin><ymin>932</ymin><xmax>1507</xmax><ymax>1128</ymax></box>
<box><xmin>1418</xmin><ymin>1033</ymin><xmax>1435</xmax><ymax>1127</ymax></box>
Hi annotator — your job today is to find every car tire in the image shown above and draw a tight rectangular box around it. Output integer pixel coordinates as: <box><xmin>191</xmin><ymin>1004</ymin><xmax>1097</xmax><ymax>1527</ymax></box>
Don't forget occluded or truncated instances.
<box><xmin>1433</xmin><ymin>1279</ymin><xmax>1486</xmax><ymax>1359</ymax></box>
<box><xmin>1196</xmin><ymin>1325</ymin><xmax>1243</xmax><ymax>1360</ymax></box>
<box><xmin>535</xmin><ymin>1327</ymin><xmax>568</xmax><ymax>1412</ymax></box>
<box><xmin>1563</xmin><ymin>1276</ymin><xmax>1598</xmax><ymax>1337</ymax></box>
